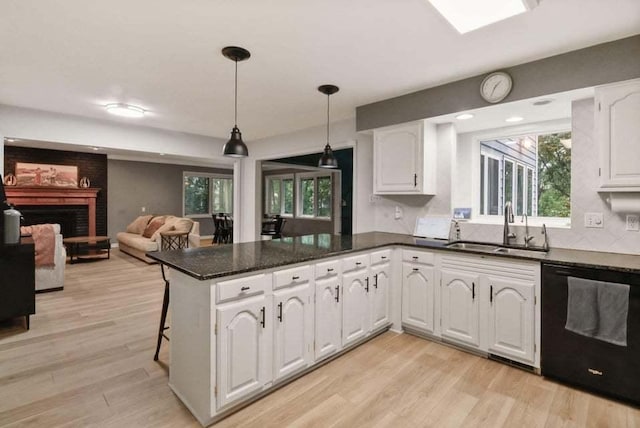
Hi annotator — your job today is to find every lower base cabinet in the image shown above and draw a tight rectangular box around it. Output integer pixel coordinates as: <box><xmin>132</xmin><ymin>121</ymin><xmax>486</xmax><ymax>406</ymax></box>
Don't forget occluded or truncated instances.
<box><xmin>440</xmin><ymin>269</ymin><xmax>480</xmax><ymax>347</ymax></box>
<box><xmin>401</xmin><ymin>262</ymin><xmax>436</xmax><ymax>334</ymax></box>
<box><xmin>273</xmin><ymin>283</ymin><xmax>314</xmax><ymax>382</ymax></box>
<box><xmin>315</xmin><ymin>272</ymin><xmax>342</xmax><ymax>361</ymax></box>
<box><xmin>342</xmin><ymin>270</ymin><xmax>371</xmax><ymax>347</ymax></box>
<box><xmin>216</xmin><ymin>294</ymin><xmax>272</xmax><ymax>409</ymax></box>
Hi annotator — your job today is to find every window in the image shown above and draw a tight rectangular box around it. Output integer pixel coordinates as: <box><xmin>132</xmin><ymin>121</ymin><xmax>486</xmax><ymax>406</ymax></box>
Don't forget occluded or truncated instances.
<box><xmin>297</xmin><ymin>173</ymin><xmax>332</xmax><ymax>219</ymax></box>
<box><xmin>265</xmin><ymin>175</ymin><xmax>294</xmax><ymax>216</ymax></box>
<box><xmin>184</xmin><ymin>173</ymin><xmax>233</xmax><ymax>216</ymax></box>
<box><xmin>479</xmin><ymin>131</ymin><xmax>571</xmax><ymax>219</ymax></box>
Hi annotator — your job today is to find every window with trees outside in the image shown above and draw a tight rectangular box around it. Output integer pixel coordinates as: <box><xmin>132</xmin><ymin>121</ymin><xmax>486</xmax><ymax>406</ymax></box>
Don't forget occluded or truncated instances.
<box><xmin>479</xmin><ymin>131</ymin><xmax>571</xmax><ymax>220</ymax></box>
<box><xmin>265</xmin><ymin>175</ymin><xmax>294</xmax><ymax>216</ymax></box>
<box><xmin>184</xmin><ymin>173</ymin><xmax>233</xmax><ymax>216</ymax></box>
<box><xmin>297</xmin><ymin>173</ymin><xmax>332</xmax><ymax>219</ymax></box>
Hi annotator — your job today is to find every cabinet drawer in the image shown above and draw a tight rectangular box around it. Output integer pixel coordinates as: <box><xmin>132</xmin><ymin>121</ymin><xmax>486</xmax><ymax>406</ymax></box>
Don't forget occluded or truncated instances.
<box><xmin>217</xmin><ymin>273</ymin><xmax>270</xmax><ymax>303</ymax></box>
<box><xmin>402</xmin><ymin>249</ymin><xmax>434</xmax><ymax>265</ymax></box>
<box><xmin>315</xmin><ymin>259</ymin><xmax>340</xmax><ymax>279</ymax></box>
<box><xmin>273</xmin><ymin>265</ymin><xmax>312</xmax><ymax>290</ymax></box>
<box><xmin>370</xmin><ymin>249</ymin><xmax>392</xmax><ymax>265</ymax></box>
<box><xmin>342</xmin><ymin>253</ymin><xmax>369</xmax><ymax>272</ymax></box>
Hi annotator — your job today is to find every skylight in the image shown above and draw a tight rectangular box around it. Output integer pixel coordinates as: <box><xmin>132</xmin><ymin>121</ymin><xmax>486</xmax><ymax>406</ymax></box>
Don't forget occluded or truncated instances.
<box><xmin>428</xmin><ymin>0</ymin><xmax>539</xmax><ymax>34</ymax></box>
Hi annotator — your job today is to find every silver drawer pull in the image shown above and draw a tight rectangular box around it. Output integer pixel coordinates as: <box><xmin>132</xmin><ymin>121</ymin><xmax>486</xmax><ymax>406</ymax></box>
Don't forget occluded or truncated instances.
<box><xmin>240</xmin><ymin>286</ymin><xmax>250</xmax><ymax>291</ymax></box>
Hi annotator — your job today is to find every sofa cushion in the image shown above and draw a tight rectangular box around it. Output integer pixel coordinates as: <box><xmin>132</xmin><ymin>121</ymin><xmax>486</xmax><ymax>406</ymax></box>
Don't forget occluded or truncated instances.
<box><xmin>116</xmin><ymin>232</ymin><xmax>159</xmax><ymax>252</ymax></box>
<box><xmin>142</xmin><ymin>216</ymin><xmax>166</xmax><ymax>239</ymax></box>
<box><xmin>173</xmin><ymin>218</ymin><xmax>194</xmax><ymax>234</ymax></box>
<box><xmin>151</xmin><ymin>216</ymin><xmax>178</xmax><ymax>242</ymax></box>
<box><xmin>126</xmin><ymin>215</ymin><xmax>153</xmax><ymax>234</ymax></box>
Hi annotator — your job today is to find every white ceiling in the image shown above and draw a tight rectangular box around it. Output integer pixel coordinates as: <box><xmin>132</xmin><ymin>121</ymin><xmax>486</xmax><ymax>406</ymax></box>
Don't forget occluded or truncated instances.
<box><xmin>1</xmin><ymin>0</ymin><xmax>638</xmax><ymax>141</ymax></box>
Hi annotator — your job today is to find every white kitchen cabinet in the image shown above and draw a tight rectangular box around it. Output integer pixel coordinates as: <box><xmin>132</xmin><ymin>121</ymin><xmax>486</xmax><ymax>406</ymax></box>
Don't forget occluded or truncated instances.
<box><xmin>273</xmin><ymin>282</ymin><xmax>314</xmax><ymax>382</ymax></box>
<box><xmin>487</xmin><ymin>276</ymin><xmax>535</xmax><ymax>364</ymax></box>
<box><xmin>440</xmin><ymin>269</ymin><xmax>480</xmax><ymax>348</ymax></box>
<box><xmin>401</xmin><ymin>263</ymin><xmax>436</xmax><ymax>335</ymax></box>
<box><xmin>373</xmin><ymin>120</ymin><xmax>437</xmax><ymax>195</ymax></box>
<box><xmin>596</xmin><ymin>79</ymin><xmax>640</xmax><ymax>191</ymax></box>
<box><xmin>370</xmin><ymin>259</ymin><xmax>391</xmax><ymax>331</ymax></box>
<box><xmin>342</xmin><ymin>269</ymin><xmax>371</xmax><ymax>348</ymax></box>
<box><xmin>315</xmin><ymin>270</ymin><xmax>342</xmax><ymax>361</ymax></box>
<box><xmin>217</xmin><ymin>294</ymin><xmax>271</xmax><ymax>409</ymax></box>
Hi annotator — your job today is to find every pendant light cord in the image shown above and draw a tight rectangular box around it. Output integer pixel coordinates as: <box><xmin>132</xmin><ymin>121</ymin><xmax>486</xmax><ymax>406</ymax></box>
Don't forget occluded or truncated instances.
<box><xmin>234</xmin><ymin>59</ymin><xmax>238</xmax><ymax>127</ymax></box>
<box><xmin>326</xmin><ymin>94</ymin><xmax>330</xmax><ymax>145</ymax></box>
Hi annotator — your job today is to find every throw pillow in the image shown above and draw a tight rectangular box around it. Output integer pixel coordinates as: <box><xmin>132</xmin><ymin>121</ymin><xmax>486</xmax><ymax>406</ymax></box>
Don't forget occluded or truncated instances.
<box><xmin>151</xmin><ymin>216</ymin><xmax>178</xmax><ymax>242</ymax></box>
<box><xmin>142</xmin><ymin>216</ymin><xmax>166</xmax><ymax>239</ymax></box>
<box><xmin>173</xmin><ymin>218</ymin><xmax>194</xmax><ymax>234</ymax></box>
<box><xmin>126</xmin><ymin>215</ymin><xmax>153</xmax><ymax>235</ymax></box>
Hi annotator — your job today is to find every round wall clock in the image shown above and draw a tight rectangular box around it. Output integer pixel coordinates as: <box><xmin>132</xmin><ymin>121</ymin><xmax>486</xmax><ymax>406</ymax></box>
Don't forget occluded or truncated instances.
<box><xmin>480</xmin><ymin>71</ymin><xmax>513</xmax><ymax>103</ymax></box>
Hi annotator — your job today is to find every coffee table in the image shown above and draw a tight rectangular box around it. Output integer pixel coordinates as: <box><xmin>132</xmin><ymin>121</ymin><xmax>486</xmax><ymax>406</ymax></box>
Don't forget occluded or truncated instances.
<box><xmin>63</xmin><ymin>236</ymin><xmax>111</xmax><ymax>264</ymax></box>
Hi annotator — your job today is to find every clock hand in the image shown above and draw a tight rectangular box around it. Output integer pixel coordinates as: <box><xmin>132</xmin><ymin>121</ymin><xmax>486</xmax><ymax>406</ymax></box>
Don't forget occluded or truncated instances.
<box><xmin>490</xmin><ymin>81</ymin><xmax>501</xmax><ymax>97</ymax></box>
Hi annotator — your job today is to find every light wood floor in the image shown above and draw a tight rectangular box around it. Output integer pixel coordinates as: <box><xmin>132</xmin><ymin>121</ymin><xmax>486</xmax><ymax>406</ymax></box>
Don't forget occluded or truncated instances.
<box><xmin>1</xmin><ymin>251</ymin><xmax>639</xmax><ymax>427</ymax></box>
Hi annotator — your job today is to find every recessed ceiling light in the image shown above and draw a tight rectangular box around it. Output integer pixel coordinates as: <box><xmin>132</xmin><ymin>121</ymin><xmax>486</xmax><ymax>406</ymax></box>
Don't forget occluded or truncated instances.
<box><xmin>455</xmin><ymin>113</ymin><xmax>474</xmax><ymax>120</ymax></box>
<box><xmin>532</xmin><ymin>98</ymin><xmax>554</xmax><ymax>106</ymax></box>
<box><xmin>105</xmin><ymin>103</ymin><xmax>145</xmax><ymax>118</ymax></box>
<box><xmin>505</xmin><ymin>116</ymin><xmax>524</xmax><ymax>122</ymax></box>
<box><xmin>428</xmin><ymin>0</ymin><xmax>540</xmax><ymax>34</ymax></box>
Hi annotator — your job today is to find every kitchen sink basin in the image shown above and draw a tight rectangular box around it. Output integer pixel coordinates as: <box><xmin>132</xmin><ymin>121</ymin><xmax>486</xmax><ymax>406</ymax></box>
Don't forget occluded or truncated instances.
<box><xmin>446</xmin><ymin>241</ymin><xmax>548</xmax><ymax>258</ymax></box>
<box><xmin>445</xmin><ymin>242</ymin><xmax>500</xmax><ymax>252</ymax></box>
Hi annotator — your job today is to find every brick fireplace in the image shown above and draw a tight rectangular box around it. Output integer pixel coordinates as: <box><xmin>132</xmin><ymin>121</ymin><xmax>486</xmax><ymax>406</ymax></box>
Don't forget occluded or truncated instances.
<box><xmin>5</xmin><ymin>187</ymin><xmax>100</xmax><ymax>237</ymax></box>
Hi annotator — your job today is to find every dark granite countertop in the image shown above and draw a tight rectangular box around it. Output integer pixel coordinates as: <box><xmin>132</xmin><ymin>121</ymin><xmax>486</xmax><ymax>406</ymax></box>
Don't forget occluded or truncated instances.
<box><xmin>146</xmin><ymin>232</ymin><xmax>640</xmax><ymax>281</ymax></box>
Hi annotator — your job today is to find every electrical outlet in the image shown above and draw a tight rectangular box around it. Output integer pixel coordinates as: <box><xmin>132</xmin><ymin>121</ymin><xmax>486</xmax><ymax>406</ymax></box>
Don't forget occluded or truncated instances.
<box><xmin>394</xmin><ymin>206</ymin><xmax>403</xmax><ymax>220</ymax></box>
<box><xmin>626</xmin><ymin>215</ymin><xmax>639</xmax><ymax>231</ymax></box>
<box><xmin>584</xmin><ymin>212</ymin><xmax>603</xmax><ymax>228</ymax></box>
<box><xmin>369</xmin><ymin>194</ymin><xmax>381</xmax><ymax>203</ymax></box>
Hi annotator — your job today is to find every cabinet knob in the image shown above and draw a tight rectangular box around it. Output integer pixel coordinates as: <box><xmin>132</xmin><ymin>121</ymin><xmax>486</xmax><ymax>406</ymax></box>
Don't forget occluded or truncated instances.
<box><xmin>292</xmin><ymin>276</ymin><xmax>300</xmax><ymax>280</ymax></box>
<box><xmin>240</xmin><ymin>286</ymin><xmax>250</xmax><ymax>291</ymax></box>
<box><xmin>327</xmin><ymin>268</ymin><xmax>334</xmax><ymax>272</ymax></box>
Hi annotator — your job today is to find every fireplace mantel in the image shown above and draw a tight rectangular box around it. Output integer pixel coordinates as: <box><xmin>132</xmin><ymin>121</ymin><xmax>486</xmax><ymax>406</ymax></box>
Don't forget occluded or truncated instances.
<box><xmin>6</xmin><ymin>187</ymin><xmax>101</xmax><ymax>236</ymax></box>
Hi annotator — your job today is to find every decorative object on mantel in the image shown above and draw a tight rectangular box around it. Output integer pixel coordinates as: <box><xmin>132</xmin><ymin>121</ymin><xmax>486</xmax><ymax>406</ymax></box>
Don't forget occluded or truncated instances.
<box><xmin>79</xmin><ymin>177</ymin><xmax>91</xmax><ymax>188</ymax></box>
<box><xmin>317</xmin><ymin>84</ymin><xmax>339</xmax><ymax>169</ymax></box>
<box><xmin>3</xmin><ymin>173</ymin><xmax>17</xmax><ymax>186</ymax></box>
<box><xmin>15</xmin><ymin>162</ymin><xmax>78</xmax><ymax>188</ymax></box>
<box><xmin>221</xmin><ymin>46</ymin><xmax>250</xmax><ymax>158</ymax></box>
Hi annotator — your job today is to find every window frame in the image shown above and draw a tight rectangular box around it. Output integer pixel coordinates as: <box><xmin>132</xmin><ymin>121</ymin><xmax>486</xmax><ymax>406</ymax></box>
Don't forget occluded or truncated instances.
<box><xmin>296</xmin><ymin>172</ymin><xmax>332</xmax><ymax>220</ymax></box>
<box><xmin>474</xmin><ymin>123</ymin><xmax>571</xmax><ymax>227</ymax></box>
<box><xmin>182</xmin><ymin>171</ymin><xmax>233</xmax><ymax>218</ymax></box>
<box><xmin>264</xmin><ymin>174</ymin><xmax>294</xmax><ymax>218</ymax></box>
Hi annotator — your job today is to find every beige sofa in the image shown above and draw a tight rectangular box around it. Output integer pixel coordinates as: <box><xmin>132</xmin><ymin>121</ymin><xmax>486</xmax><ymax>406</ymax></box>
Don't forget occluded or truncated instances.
<box><xmin>117</xmin><ymin>215</ymin><xmax>200</xmax><ymax>263</ymax></box>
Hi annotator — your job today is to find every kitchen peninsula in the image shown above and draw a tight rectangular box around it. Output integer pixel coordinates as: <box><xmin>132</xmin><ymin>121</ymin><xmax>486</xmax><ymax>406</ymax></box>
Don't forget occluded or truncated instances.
<box><xmin>149</xmin><ymin>232</ymin><xmax>640</xmax><ymax>426</ymax></box>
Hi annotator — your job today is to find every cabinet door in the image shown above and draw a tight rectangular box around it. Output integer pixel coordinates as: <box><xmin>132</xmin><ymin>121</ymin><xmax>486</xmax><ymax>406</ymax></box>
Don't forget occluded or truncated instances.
<box><xmin>217</xmin><ymin>295</ymin><xmax>271</xmax><ymax>409</ymax></box>
<box><xmin>342</xmin><ymin>270</ymin><xmax>370</xmax><ymax>347</ymax></box>
<box><xmin>374</xmin><ymin>123</ymin><xmax>423</xmax><ymax>193</ymax></box>
<box><xmin>487</xmin><ymin>277</ymin><xmax>535</xmax><ymax>364</ymax></box>
<box><xmin>273</xmin><ymin>283</ymin><xmax>314</xmax><ymax>382</ymax></box>
<box><xmin>597</xmin><ymin>79</ymin><xmax>640</xmax><ymax>189</ymax></box>
<box><xmin>441</xmin><ymin>269</ymin><xmax>480</xmax><ymax>348</ymax></box>
<box><xmin>401</xmin><ymin>263</ymin><xmax>435</xmax><ymax>335</ymax></box>
<box><xmin>370</xmin><ymin>262</ymin><xmax>390</xmax><ymax>331</ymax></box>
<box><xmin>315</xmin><ymin>275</ymin><xmax>342</xmax><ymax>361</ymax></box>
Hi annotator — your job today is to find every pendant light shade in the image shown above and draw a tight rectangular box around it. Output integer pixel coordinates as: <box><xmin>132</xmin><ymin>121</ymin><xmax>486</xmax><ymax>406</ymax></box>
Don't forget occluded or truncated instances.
<box><xmin>317</xmin><ymin>84</ymin><xmax>339</xmax><ymax>169</ymax></box>
<box><xmin>222</xmin><ymin>46</ymin><xmax>251</xmax><ymax>158</ymax></box>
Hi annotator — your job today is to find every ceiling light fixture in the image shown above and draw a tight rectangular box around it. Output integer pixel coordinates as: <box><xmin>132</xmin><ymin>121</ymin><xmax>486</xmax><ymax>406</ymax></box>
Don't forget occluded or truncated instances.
<box><xmin>428</xmin><ymin>0</ymin><xmax>540</xmax><ymax>34</ymax></box>
<box><xmin>455</xmin><ymin>113</ymin><xmax>474</xmax><ymax>120</ymax></box>
<box><xmin>317</xmin><ymin>84</ymin><xmax>340</xmax><ymax>169</ymax></box>
<box><xmin>221</xmin><ymin>46</ymin><xmax>250</xmax><ymax>158</ymax></box>
<box><xmin>105</xmin><ymin>103</ymin><xmax>145</xmax><ymax>118</ymax></box>
<box><xmin>505</xmin><ymin>116</ymin><xmax>524</xmax><ymax>122</ymax></box>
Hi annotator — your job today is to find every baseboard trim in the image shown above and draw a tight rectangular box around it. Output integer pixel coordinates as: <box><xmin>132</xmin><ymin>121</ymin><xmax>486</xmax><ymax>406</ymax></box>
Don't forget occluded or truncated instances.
<box><xmin>36</xmin><ymin>287</ymin><xmax>64</xmax><ymax>294</ymax></box>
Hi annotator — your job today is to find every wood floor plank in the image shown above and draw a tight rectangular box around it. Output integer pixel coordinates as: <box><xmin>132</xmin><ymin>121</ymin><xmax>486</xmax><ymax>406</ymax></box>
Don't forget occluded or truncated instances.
<box><xmin>1</xmin><ymin>250</ymin><xmax>638</xmax><ymax>427</ymax></box>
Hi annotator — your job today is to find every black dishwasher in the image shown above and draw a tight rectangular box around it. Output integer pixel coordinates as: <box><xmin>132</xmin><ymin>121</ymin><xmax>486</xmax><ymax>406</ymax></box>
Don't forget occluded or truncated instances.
<box><xmin>542</xmin><ymin>263</ymin><xmax>640</xmax><ymax>404</ymax></box>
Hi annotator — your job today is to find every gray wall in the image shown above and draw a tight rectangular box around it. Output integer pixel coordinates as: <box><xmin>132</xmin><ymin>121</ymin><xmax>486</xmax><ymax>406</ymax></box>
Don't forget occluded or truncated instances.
<box><xmin>357</xmin><ymin>35</ymin><xmax>640</xmax><ymax>131</ymax></box>
<box><xmin>108</xmin><ymin>159</ymin><xmax>232</xmax><ymax>237</ymax></box>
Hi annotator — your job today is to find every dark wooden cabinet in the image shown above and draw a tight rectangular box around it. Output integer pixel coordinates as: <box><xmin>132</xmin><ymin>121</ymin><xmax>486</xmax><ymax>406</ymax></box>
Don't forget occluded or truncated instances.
<box><xmin>0</xmin><ymin>240</ymin><xmax>35</xmax><ymax>329</ymax></box>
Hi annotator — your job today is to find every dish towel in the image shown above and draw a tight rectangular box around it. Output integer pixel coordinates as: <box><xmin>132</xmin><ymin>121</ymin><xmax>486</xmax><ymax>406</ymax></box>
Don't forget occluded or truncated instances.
<box><xmin>565</xmin><ymin>276</ymin><xmax>630</xmax><ymax>346</ymax></box>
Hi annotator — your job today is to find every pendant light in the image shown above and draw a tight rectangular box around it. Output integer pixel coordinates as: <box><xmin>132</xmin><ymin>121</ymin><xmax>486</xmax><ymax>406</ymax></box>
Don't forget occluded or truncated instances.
<box><xmin>222</xmin><ymin>46</ymin><xmax>251</xmax><ymax>157</ymax></box>
<box><xmin>317</xmin><ymin>84</ymin><xmax>339</xmax><ymax>169</ymax></box>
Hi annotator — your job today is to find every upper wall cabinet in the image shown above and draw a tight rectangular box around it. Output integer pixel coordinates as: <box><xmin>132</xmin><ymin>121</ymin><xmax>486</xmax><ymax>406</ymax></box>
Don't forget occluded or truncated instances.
<box><xmin>596</xmin><ymin>79</ymin><xmax>640</xmax><ymax>192</ymax></box>
<box><xmin>373</xmin><ymin>121</ymin><xmax>437</xmax><ymax>195</ymax></box>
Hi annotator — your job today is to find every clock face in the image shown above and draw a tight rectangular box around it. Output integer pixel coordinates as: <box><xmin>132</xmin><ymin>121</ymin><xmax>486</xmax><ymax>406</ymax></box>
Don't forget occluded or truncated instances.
<box><xmin>480</xmin><ymin>72</ymin><xmax>513</xmax><ymax>103</ymax></box>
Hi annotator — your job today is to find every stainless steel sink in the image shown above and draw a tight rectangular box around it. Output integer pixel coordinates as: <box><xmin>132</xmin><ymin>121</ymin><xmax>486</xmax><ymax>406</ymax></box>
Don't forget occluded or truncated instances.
<box><xmin>445</xmin><ymin>242</ymin><xmax>499</xmax><ymax>252</ymax></box>
<box><xmin>446</xmin><ymin>241</ymin><xmax>548</xmax><ymax>258</ymax></box>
